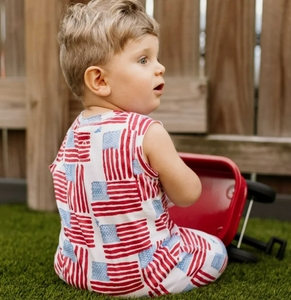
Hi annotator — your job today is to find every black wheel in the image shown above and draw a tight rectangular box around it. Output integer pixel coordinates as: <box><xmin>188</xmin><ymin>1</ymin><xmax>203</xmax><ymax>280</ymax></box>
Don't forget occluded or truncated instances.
<box><xmin>227</xmin><ymin>244</ymin><xmax>258</xmax><ymax>263</ymax></box>
<box><xmin>245</xmin><ymin>179</ymin><xmax>276</xmax><ymax>203</ymax></box>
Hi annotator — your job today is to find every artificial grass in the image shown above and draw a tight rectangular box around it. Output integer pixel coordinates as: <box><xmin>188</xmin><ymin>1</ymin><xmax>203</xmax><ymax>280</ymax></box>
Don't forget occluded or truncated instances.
<box><xmin>0</xmin><ymin>204</ymin><xmax>290</xmax><ymax>300</ymax></box>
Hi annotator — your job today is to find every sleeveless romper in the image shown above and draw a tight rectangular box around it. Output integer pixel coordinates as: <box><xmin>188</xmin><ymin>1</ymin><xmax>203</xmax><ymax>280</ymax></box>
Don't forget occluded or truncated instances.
<box><xmin>50</xmin><ymin>111</ymin><xmax>228</xmax><ymax>297</ymax></box>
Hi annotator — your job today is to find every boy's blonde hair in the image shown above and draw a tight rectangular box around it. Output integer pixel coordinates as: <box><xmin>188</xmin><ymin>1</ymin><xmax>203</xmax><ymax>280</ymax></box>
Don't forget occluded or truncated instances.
<box><xmin>58</xmin><ymin>0</ymin><xmax>159</xmax><ymax>100</ymax></box>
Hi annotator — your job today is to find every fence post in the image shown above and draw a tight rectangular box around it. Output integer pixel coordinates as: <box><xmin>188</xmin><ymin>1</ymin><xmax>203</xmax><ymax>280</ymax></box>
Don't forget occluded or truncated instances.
<box><xmin>25</xmin><ymin>0</ymin><xmax>69</xmax><ymax>211</ymax></box>
<box><xmin>206</xmin><ymin>0</ymin><xmax>256</xmax><ymax>135</ymax></box>
<box><xmin>257</xmin><ymin>0</ymin><xmax>291</xmax><ymax>137</ymax></box>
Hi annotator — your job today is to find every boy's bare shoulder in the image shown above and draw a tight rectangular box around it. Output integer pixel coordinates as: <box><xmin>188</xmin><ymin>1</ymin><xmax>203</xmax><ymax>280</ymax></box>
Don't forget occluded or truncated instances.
<box><xmin>144</xmin><ymin>120</ymin><xmax>166</xmax><ymax>136</ymax></box>
<box><xmin>143</xmin><ymin>121</ymin><xmax>178</xmax><ymax>167</ymax></box>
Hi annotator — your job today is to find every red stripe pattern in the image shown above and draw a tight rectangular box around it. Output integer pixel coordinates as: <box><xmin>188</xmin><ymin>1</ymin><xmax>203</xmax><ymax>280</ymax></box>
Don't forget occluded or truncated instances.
<box><xmin>54</xmin><ymin>244</ymin><xmax>88</xmax><ymax>290</ymax></box>
<box><xmin>56</xmin><ymin>135</ymin><xmax>67</xmax><ymax>163</ymax></box>
<box><xmin>65</xmin><ymin>131</ymin><xmax>91</xmax><ymax>163</ymax></box>
<box><xmin>91</xmin><ymin>180</ymin><xmax>142</xmax><ymax>217</ymax></box>
<box><xmin>53</xmin><ymin>171</ymin><xmax>67</xmax><ymax>204</ymax></box>
<box><xmin>140</xmin><ymin>234</ymin><xmax>180</xmax><ymax>291</ymax></box>
<box><xmin>63</xmin><ymin>211</ymin><xmax>95</xmax><ymax>248</ymax></box>
<box><xmin>219</xmin><ymin>256</ymin><xmax>228</xmax><ymax>274</ymax></box>
<box><xmin>90</xmin><ymin>261</ymin><xmax>144</xmax><ymax>296</ymax></box>
<box><xmin>138</xmin><ymin>173</ymin><xmax>160</xmax><ymax>201</ymax></box>
<box><xmin>176</xmin><ymin>228</ymin><xmax>222</xmax><ymax>288</ymax></box>
<box><xmin>136</xmin><ymin>146</ymin><xmax>159</xmax><ymax>177</ymax></box>
<box><xmin>191</xmin><ymin>269</ymin><xmax>216</xmax><ymax>287</ymax></box>
<box><xmin>68</xmin><ymin>164</ymin><xmax>90</xmax><ymax>214</ymax></box>
<box><xmin>102</xmin><ymin>129</ymin><xmax>136</xmax><ymax>181</ymax></box>
<box><xmin>179</xmin><ymin>228</ymin><xmax>211</xmax><ymax>277</ymax></box>
<box><xmin>148</xmin><ymin>284</ymin><xmax>170</xmax><ymax>297</ymax></box>
<box><xmin>101</xmin><ymin>219</ymin><xmax>152</xmax><ymax>259</ymax></box>
<box><xmin>138</xmin><ymin>117</ymin><xmax>154</xmax><ymax>135</ymax></box>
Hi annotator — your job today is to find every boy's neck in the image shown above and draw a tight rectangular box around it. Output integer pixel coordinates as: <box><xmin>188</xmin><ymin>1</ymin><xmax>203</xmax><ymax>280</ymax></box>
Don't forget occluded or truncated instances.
<box><xmin>82</xmin><ymin>106</ymin><xmax>118</xmax><ymax>118</ymax></box>
<box><xmin>81</xmin><ymin>90</ymin><xmax>124</xmax><ymax>118</ymax></box>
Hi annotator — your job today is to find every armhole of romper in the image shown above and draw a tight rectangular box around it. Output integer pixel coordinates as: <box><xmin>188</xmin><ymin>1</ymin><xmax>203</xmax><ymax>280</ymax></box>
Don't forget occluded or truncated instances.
<box><xmin>136</xmin><ymin>119</ymin><xmax>163</xmax><ymax>179</ymax></box>
<box><xmin>49</xmin><ymin>126</ymin><xmax>72</xmax><ymax>174</ymax></box>
<box><xmin>49</xmin><ymin>114</ymin><xmax>82</xmax><ymax>174</ymax></box>
<box><xmin>49</xmin><ymin>162</ymin><xmax>55</xmax><ymax>174</ymax></box>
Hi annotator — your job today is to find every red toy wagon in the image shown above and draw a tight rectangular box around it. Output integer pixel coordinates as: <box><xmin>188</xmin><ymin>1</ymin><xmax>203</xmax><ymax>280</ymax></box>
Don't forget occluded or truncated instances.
<box><xmin>168</xmin><ymin>153</ymin><xmax>287</xmax><ymax>262</ymax></box>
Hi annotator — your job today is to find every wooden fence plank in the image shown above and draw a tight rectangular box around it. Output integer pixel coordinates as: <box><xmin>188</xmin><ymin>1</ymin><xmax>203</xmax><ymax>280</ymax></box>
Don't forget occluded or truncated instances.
<box><xmin>0</xmin><ymin>1</ymin><xmax>26</xmax><ymax>179</ymax></box>
<box><xmin>154</xmin><ymin>0</ymin><xmax>200</xmax><ymax>77</ymax></box>
<box><xmin>0</xmin><ymin>78</ymin><xmax>26</xmax><ymax>128</ymax></box>
<box><xmin>7</xmin><ymin>130</ymin><xmax>26</xmax><ymax>178</ymax></box>
<box><xmin>172</xmin><ymin>135</ymin><xmax>291</xmax><ymax>176</ymax></box>
<box><xmin>149</xmin><ymin>77</ymin><xmax>207</xmax><ymax>132</ymax></box>
<box><xmin>25</xmin><ymin>0</ymin><xmax>70</xmax><ymax>211</ymax></box>
<box><xmin>257</xmin><ymin>175</ymin><xmax>291</xmax><ymax>195</ymax></box>
<box><xmin>151</xmin><ymin>0</ymin><xmax>206</xmax><ymax>133</ymax></box>
<box><xmin>257</xmin><ymin>0</ymin><xmax>291</xmax><ymax>137</ymax></box>
<box><xmin>2</xmin><ymin>0</ymin><xmax>25</xmax><ymax>77</ymax></box>
<box><xmin>206</xmin><ymin>0</ymin><xmax>256</xmax><ymax>135</ymax></box>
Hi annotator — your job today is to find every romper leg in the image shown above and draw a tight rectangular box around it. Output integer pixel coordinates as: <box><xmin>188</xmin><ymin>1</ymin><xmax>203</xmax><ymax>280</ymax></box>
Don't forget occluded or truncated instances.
<box><xmin>179</xmin><ymin>228</ymin><xmax>228</xmax><ymax>288</ymax></box>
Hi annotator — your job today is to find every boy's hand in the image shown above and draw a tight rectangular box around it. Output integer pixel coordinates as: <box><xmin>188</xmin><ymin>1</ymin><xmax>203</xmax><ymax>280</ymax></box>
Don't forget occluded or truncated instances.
<box><xmin>143</xmin><ymin>123</ymin><xmax>202</xmax><ymax>207</ymax></box>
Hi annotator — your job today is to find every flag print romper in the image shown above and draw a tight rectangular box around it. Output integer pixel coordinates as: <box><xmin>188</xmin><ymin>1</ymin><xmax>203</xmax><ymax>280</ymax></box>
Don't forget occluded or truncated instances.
<box><xmin>50</xmin><ymin>111</ymin><xmax>228</xmax><ymax>297</ymax></box>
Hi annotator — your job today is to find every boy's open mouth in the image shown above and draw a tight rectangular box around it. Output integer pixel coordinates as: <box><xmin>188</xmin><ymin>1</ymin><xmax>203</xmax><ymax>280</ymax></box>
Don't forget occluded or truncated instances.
<box><xmin>154</xmin><ymin>83</ymin><xmax>164</xmax><ymax>91</ymax></box>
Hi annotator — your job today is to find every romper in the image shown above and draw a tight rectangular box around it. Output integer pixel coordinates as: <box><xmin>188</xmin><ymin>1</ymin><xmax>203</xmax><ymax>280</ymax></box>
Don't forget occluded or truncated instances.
<box><xmin>49</xmin><ymin>110</ymin><xmax>228</xmax><ymax>298</ymax></box>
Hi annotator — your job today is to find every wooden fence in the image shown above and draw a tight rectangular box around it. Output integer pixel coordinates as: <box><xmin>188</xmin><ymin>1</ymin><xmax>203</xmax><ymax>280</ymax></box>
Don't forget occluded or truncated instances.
<box><xmin>0</xmin><ymin>0</ymin><xmax>290</xmax><ymax>210</ymax></box>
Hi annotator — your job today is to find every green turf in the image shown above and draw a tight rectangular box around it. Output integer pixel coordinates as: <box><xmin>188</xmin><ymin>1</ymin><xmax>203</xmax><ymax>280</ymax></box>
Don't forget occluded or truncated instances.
<box><xmin>0</xmin><ymin>204</ymin><xmax>290</xmax><ymax>300</ymax></box>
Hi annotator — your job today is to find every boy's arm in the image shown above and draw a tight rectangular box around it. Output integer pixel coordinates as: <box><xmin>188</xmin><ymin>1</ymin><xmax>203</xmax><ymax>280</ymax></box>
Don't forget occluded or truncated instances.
<box><xmin>143</xmin><ymin>123</ymin><xmax>202</xmax><ymax>207</ymax></box>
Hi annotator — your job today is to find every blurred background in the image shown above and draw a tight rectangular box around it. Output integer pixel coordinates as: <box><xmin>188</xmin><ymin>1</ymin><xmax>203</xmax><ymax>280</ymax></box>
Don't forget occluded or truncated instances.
<box><xmin>0</xmin><ymin>0</ymin><xmax>290</xmax><ymax>218</ymax></box>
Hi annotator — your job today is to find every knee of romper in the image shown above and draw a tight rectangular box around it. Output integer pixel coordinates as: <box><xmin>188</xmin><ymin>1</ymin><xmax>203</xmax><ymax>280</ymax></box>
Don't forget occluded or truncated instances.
<box><xmin>202</xmin><ymin>234</ymin><xmax>228</xmax><ymax>283</ymax></box>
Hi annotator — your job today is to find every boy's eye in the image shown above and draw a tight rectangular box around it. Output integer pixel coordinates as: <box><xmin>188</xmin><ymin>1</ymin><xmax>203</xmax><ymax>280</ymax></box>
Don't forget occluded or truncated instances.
<box><xmin>139</xmin><ymin>57</ymin><xmax>148</xmax><ymax>64</ymax></box>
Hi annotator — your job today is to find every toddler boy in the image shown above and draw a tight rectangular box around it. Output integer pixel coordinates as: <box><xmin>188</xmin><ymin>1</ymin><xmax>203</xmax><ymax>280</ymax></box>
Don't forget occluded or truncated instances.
<box><xmin>50</xmin><ymin>0</ymin><xmax>227</xmax><ymax>297</ymax></box>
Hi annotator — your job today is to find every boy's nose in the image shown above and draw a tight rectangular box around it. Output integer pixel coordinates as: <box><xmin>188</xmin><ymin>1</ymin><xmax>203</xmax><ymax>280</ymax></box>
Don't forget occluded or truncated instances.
<box><xmin>155</xmin><ymin>62</ymin><xmax>166</xmax><ymax>76</ymax></box>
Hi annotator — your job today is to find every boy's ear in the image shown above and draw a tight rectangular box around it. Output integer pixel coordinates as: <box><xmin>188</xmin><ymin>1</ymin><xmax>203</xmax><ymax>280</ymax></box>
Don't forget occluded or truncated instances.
<box><xmin>84</xmin><ymin>66</ymin><xmax>111</xmax><ymax>96</ymax></box>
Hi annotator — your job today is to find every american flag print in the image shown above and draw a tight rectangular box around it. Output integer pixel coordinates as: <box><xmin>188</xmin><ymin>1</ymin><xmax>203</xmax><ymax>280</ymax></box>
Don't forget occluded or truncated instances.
<box><xmin>211</xmin><ymin>239</ymin><xmax>228</xmax><ymax>274</ymax></box>
<box><xmin>91</xmin><ymin>180</ymin><xmax>142</xmax><ymax>217</ymax></box>
<box><xmin>65</xmin><ymin>130</ymin><xmax>91</xmax><ymax>163</ymax></box>
<box><xmin>100</xmin><ymin>219</ymin><xmax>152</xmax><ymax>259</ymax></box>
<box><xmin>59</xmin><ymin>208</ymin><xmax>95</xmax><ymax>248</ymax></box>
<box><xmin>90</xmin><ymin>261</ymin><xmax>144</xmax><ymax>296</ymax></box>
<box><xmin>148</xmin><ymin>284</ymin><xmax>170</xmax><ymax>297</ymax></box>
<box><xmin>52</xmin><ymin>170</ymin><xmax>67</xmax><ymax>204</ymax></box>
<box><xmin>177</xmin><ymin>228</ymin><xmax>228</xmax><ymax>288</ymax></box>
<box><xmin>55</xmin><ymin>135</ymin><xmax>68</xmax><ymax>163</ymax></box>
<box><xmin>138</xmin><ymin>173</ymin><xmax>160</xmax><ymax>201</ymax></box>
<box><xmin>153</xmin><ymin>199</ymin><xmax>167</xmax><ymax>231</ymax></box>
<box><xmin>54</xmin><ymin>241</ymin><xmax>89</xmax><ymax>290</ymax></box>
<box><xmin>153</xmin><ymin>196</ymin><xmax>169</xmax><ymax>232</ymax></box>
<box><xmin>50</xmin><ymin>111</ymin><xmax>227</xmax><ymax>297</ymax></box>
<box><xmin>102</xmin><ymin>129</ymin><xmax>136</xmax><ymax>180</ymax></box>
<box><xmin>176</xmin><ymin>251</ymin><xmax>216</xmax><ymax>287</ymax></box>
<box><xmin>179</xmin><ymin>228</ymin><xmax>211</xmax><ymax>277</ymax></box>
<box><xmin>139</xmin><ymin>234</ymin><xmax>180</xmax><ymax>290</ymax></box>
<box><xmin>67</xmin><ymin>164</ymin><xmax>90</xmax><ymax>214</ymax></box>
